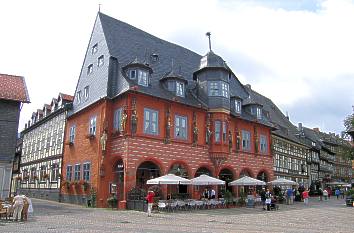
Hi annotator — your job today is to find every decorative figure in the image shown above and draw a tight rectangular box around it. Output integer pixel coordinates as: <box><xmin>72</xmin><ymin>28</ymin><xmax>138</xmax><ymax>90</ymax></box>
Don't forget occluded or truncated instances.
<box><xmin>206</xmin><ymin>113</ymin><xmax>212</xmax><ymax>145</ymax></box>
<box><xmin>120</xmin><ymin>110</ymin><xmax>127</xmax><ymax>134</ymax></box>
<box><xmin>100</xmin><ymin>130</ymin><xmax>108</xmax><ymax>151</ymax></box>
<box><xmin>254</xmin><ymin>126</ymin><xmax>259</xmax><ymax>153</ymax></box>
<box><xmin>192</xmin><ymin>112</ymin><xmax>198</xmax><ymax>146</ymax></box>
<box><xmin>236</xmin><ymin>130</ymin><xmax>241</xmax><ymax>151</ymax></box>
<box><xmin>228</xmin><ymin>130</ymin><xmax>233</xmax><ymax>152</ymax></box>
<box><xmin>164</xmin><ymin>107</ymin><xmax>171</xmax><ymax>143</ymax></box>
<box><xmin>131</xmin><ymin>110</ymin><xmax>138</xmax><ymax>134</ymax></box>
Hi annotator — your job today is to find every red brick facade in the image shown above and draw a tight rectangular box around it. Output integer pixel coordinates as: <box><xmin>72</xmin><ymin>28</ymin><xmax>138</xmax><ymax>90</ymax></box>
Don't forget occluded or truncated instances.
<box><xmin>61</xmin><ymin>93</ymin><xmax>273</xmax><ymax>208</ymax></box>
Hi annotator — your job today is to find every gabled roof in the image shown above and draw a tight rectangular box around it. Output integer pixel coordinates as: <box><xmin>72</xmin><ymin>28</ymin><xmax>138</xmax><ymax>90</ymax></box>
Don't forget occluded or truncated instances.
<box><xmin>59</xmin><ymin>93</ymin><xmax>74</xmax><ymax>102</ymax></box>
<box><xmin>0</xmin><ymin>73</ymin><xmax>30</xmax><ymax>103</ymax></box>
<box><xmin>244</xmin><ymin>85</ymin><xmax>305</xmax><ymax>145</ymax></box>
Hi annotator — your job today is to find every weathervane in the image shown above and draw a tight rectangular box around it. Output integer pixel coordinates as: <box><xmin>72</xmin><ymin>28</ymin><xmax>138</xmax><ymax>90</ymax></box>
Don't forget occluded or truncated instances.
<box><xmin>99</xmin><ymin>3</ymin><xmax>101</xmax><ymax>12</ymax></box>
<box><xmin>206</xmin><ymin>32</ymin><xmax>212</xmax><ymax>51</ymax></box>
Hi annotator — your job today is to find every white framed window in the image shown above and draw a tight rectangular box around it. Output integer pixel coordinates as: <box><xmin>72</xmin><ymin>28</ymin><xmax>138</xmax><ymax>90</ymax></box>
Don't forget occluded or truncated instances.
<box><xmin>98</xmin><ymin>55</ymin><xmax>104</xmax><ymax>67</ymax></box>
<box><xmin>256</xmin><ymin>107</ymin><xmax>262</xmax><ymax>119</ymax></box>
<box><xmin>113</xmin><ymin>108</ymin><xmax>122</xmax><ymax>131</ymax></box>
<box><xmin>235</xmin><ymin>100</ymin><xmax>242</xmax><ymax>113</ymax></box>
<box><xmin>221</xmin><ymin>82</ymin><xmax>229</xmax><ymax>97</ymax></box>
<box><xmin>51</xmin><ymin>163</ymin><xmax>59</xmax><ymax>181</ymax></box>
<box><xmin>87</xmin><ymin>64</ymin><xmax>93</xmax><ymax>75</ymax></box>
<box><xmin>92</xmin><ymin>43</ymin><xmax>98</xmax><ymax>54</ymax></box>
<box><xmin>66</xmin><ymin>165</ymin><xmax>72</xmax><ymax>181</ymax></box>
<box><xmin>83</xmin><ymin>163</ymin><xmax>91</xmax><ymax>181</ymax></box>
<box><xmin>89</xmin><ymin>116</ymin><xmax>97</xmax><ymax>136</ymax></box>
<box><xmin>69</xmin><ymin>125</ymin><xmax>76</xmax><ymax>143</ymax></box>
<box><xmin>138</xmin><ymin>70</ymin><xmax>148</xmax><ymax>86</ymax></box>
<box><xmin>84</xmin><ymin>86</ymin><xmax>89</xmax><ymax>100</ymax></box>
<box><xmin>242</xmin><ymin>130</ymin><xmax>251</xmax><ymax>151</ymax></box>
<box><xmin>129</xmin><ymin>70</ymin><xmax>136</xmax><ymax>79</ymax></box>
<box><xmin>175</xmin><ymin>115</ymin><xmax>187</xmax><ymax>139</ymax></box>
<box><xmin>144</xmin><ymin>108</ymin><xmax>158</xmax><ymax>135</ymax></box>
<box><xmin>176</xmin><ymin>81</ymin><xmax>185</xmax><ymax>97</ymax></box>
<box><xmin>260</xmin><ymin>135</ymin><xmax>267</xmax><ymax>153</ymax></box>
<box><xmin>215</xmin><ymin>121</ymin><xmax>221</xmax><ymax>143</ymax></box>
<box><xmin>209</xmin><ymin>81</ymin><xmax>219</xmax><ymax>96</ymax></box>
<box><xmin>208</xmin><ymin>81</ymin><xmax>229</xmax><ymax>97</ymax></box>
<box><xmin>74</xmin><ymin>164</ymin><xmax>81</xmax><ymax>181</ymax></box>
<box><xmin>222</xmin><ymin>122</ymin><xmax>227</xmax><ymax>143</ymax></box>
<box><xmin>76</xmin><ymin>91</ymin><xmax>82</xmax><ymax>104</ymax></box>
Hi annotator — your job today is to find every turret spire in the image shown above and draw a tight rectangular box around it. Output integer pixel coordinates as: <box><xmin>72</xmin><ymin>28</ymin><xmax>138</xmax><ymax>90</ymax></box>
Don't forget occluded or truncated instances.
<box><xmin>206</xmin><ymin>32</ymin><xmax>212</xmax><ymax>52</ymax></box>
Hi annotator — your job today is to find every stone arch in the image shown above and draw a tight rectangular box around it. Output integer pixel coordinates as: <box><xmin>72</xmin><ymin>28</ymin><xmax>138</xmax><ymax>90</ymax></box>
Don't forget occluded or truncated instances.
<box><xmin>194</xmin><ymin>166</ymin><xmax>213</xmax><ymax>177</ymax></box>
<box><xmin>239</xmin><ymin>167</ymin><xmax>254</xmax><ymax>178</ymax></box>
<box><xmin>112</xmin><ymin>159</ymin><xmax>125</xmax><ymax>201</ymax></box>
<box><xmin>136</xmin><ymin>160</ymin><xmax>162</xmax><ymax>189</ymax></box>
<box><xmin>218</xmin><ymin>167</ymin><xmax>235</xmax><ymax>193</ymax></box>
<box><xmin>256</xmin><ymin>169</ymin><xmax>269</xmax><ymax>182</ymax></box>
<box><xmin>167</xmin><ymin>160</ymin><xmax>190</xmax><ymax>178</ymax></box>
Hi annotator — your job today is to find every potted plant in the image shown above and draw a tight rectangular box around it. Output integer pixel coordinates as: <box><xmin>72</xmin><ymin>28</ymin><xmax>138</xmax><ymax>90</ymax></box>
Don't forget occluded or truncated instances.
<box><xmin>224</xmin><ymin>190</ymin><xmax>233</xmax><ymax>208</ymax></box>
<box><xmin>43</xmin><ymin>173</ymin><xmax>50</xmax><ymax>180</ymax></box>
<box><xmin>15</xmin><ymin>176</ymin><xmax>22</xmax><ymax>181</ymax></box>
<box><xmin>107</xmin><ymin>195</ymin><xmax>118</xmax><ymax>209</ymax></box>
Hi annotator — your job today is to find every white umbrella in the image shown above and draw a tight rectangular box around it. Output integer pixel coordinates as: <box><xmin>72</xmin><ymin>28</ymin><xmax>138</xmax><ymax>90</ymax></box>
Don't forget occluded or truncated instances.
<box><xmin>229</xmin><ymin>176</ymin><xmax>266</xmax><ymax>186</ymax></box>
<box><xmin>190</xmin><ymin>174</ymin><xmax>225</xmax><ymax>186</ymax></box>
<box><xmin>326</xmin><ymin>181</ymin><xmax>349</xmax><ymax>186</ymax></box>
<box><xmin>268</xmin><ymin>178</ymin><xmax>298</xmax><ymax>186</ymax></box>
<box><xmin>146</xmin><ymin>174</ymin><xmax>191</xmax><ymax>185</ymax></box>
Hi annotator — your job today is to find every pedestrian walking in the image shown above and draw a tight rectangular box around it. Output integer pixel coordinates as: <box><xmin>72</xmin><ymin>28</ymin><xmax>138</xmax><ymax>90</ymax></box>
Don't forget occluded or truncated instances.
<box><xmin>12</xmin><ymin>194</ymin><xmax>24</xmax><ymax>221</ymax></box>
<box><xmin>265</xmin><ymin>189</ymin><xmax>272</xmax><ymax>211</ymax></box>
<box><xmin>323</xmin><ymin>189</ymin><xmax>328</xmax><ymax>201</ymax></box>
<box><xmin>260</xmin><ymin>188</ymin><xmax>266</xmax><ymax>210</ymax></box>
<box><xmin>318</xmin><ymin>188</ymin><xmax>323</xmax><ymax>201</ymax></box>
<box><xmin>286</xmin><ymin>188</ymin><xmax>293</xmax><ymax>205</ymax></box>
<box><xmin>335</xmin><ymin>188</ymin><xmax>340</xmax><ymax>200</ymax></box>
<box><xmin>302</xmin><ymin>188</ymin><xmax>309</xmax><ymax>205</ymax></box>
<box><xmin>340</xmin><ymin>188</ymin><xmax>345</xmax><ymax>199</ymax></box>
<box><xmin>145</xmin><ymin>191</ymin><xmax>155</xmax><ymax>217</ymax></box>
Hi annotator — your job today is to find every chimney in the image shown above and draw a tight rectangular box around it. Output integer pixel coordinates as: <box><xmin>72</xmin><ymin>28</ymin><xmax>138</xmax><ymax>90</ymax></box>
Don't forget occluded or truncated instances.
<box><xmin>25</xmin><ymin>123</ymin><xmax>27</xmax><ymax>129</ymax></box>
<box><xmin>298</xmin><ymin>123</ymin><xmax>303</xmax><ymax>132</ymax></box>
<box><xmin>28</xmin><ymin>120</ymin><xmax>31</xmax><ymax>127</ymax></box>
<box><xmin>245</xmin><ymin>84</ymin><xmax>251</xmax><ymax>89</ymax></box>
<box><xmin>286</xmin><ymin>111</ymin><xmax>289</xmax><ymax>120</ymax></box>
<box><xmin>313</xmin><ymin>127</ymin><xmax>320</xmax><ymax>132</ymax></box>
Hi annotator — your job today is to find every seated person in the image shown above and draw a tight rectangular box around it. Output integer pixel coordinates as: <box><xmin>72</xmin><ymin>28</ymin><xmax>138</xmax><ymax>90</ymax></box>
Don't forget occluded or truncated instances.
<box><xmin>270</xmin><ymin>197</ymin><xmax>278</xmax><ymax>210</ymax></box>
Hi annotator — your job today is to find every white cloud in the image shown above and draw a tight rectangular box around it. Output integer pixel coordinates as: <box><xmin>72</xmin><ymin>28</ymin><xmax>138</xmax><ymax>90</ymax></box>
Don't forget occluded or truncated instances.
<box><xmin>1</xmin><ymin>0</ymin><xmax>353</xmax><ymax>134</ymax></box>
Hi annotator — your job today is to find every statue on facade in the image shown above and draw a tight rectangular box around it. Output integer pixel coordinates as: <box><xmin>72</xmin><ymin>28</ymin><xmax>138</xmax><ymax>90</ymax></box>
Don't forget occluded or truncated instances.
<box><xmin>120</xmin><ymin>110</ymin><xmax>128</xmax><ymax>134</ymax></box>
<box><xmin>236</xmin><ymin>130</ymin><xmax>241</xmax><ymax>150</ymax></box>
<box><xmin>100</xmin><ymin>130</ymin><xmax>108</xmax><ymax>151</ymax></box>
<box><xmin>193</xmin><ymin>125</ymin><xmax>199</xmax><ymax>146</ymax></box>
<box><xmin>131</xmin><ymin>109</ymin><xmax>138</xmax><ymax>134</ymax></box>
<box><xmin>165</xmin><ymin>113</ymin><xmax>171</xmax><ymax>143</ymax></box>
<box><xmin>228</xmin><ymin>130</ymin><xmax>233</xmax><ymax>152</ymax></box>
<box><xmin>206</xmin><ymin>126</ymin><xmax>212</xmax><ymax>145</ymax></box>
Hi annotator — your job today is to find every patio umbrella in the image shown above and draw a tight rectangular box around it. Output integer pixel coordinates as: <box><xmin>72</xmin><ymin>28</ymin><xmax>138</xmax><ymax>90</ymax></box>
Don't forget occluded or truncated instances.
<box><xmin>146</xmin><ymin>174</ymin><xmax>191</xmax><ymax>185</ymax></box>
<box><xmin>268</xmin><ymin>178</ymin><xmax>298</xmax><ymax>186</ymax></box>
<box><xmin>190</xmin><ymin>174</ymin><xmax>225</xmax><ymax>186</ymax></box>
<box><xmin>229</xmin><ymin>176</ymin><xmax>266</xmax><ymax>186</ymax></box>
<box><xmin>326</xmin><ymin>181</ymin><xmax>349</xmax><ymax>186</ymax></box>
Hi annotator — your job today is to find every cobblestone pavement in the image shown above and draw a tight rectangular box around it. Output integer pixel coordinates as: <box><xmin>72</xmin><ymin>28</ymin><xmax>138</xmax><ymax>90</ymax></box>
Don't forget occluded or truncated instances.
<box><xmin>1</xmin><ymin>197</ymin><xmax>353</xmax><ymax>233</ymax></box>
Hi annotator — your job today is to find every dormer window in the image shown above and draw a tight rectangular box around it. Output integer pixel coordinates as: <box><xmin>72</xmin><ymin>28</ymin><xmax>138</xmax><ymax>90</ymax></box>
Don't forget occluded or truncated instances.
<box><xmin>129</xmin><ymin>70</ymin><xmax>137</xmax><ymax>80</ymax></box>
<box><xmin>87</xmin><ymin>64</ymin><xmax>93</xmax><ymax>75</ymax></box>
<box><xmin>138</xmin><ymin>70</ymin><xmax>148</xmax><ymax>87</ymax></box>
<box><xmin>98</xmin><ymin>55</ymin><xmax>104</xmax><ymax>67</ymax></box>
<box><xmin>76</xmin><ymin>91</ymin><xmax>82</xmax><ymax>104</ymax></box>
<box><xmin>84</xmin><ymin>86</ymin><xmax>89</xmax><ymax>100</ymax></box>
<box><xmin>235</xmin><ymin>100</ymin><xmax>242</xmax><ymax>114</ymax></box>
<box><xmin>251</xmin><ymin>106</ymin><xmax>262</xmax><ymax>119</ymax></box>
<box><xmin>92</xmin><ymin>43</ymin><xmax>98</xmax><ymax>54</ymax></box>
<box><xmin>208</xmin><ymin>81</ymin><xmax>229</xmax><ymax>98</ymax></box>
<box><xmin>176</xmin><ymin>81</ymin><xmax>185</xmax><ymax>97</ymax></box>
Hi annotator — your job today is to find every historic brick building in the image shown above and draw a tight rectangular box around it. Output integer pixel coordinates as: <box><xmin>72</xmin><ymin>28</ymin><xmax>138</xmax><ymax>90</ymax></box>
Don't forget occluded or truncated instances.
<box><xmin>61</xmin><ymin>13</ymin><xmax>274</xmax><ymax>208</ymax></box>
<box><xmin>0</xmin><ymin>74</ymin><xmax>30</xmax><ymax>199</ymax></box>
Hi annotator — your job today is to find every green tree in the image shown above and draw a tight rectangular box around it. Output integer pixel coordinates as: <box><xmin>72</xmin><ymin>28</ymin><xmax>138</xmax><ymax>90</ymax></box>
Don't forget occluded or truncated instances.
<box><xmin>342</xmin><ymin>109</ymin><xmax>354</xmax><ymax>159</ymax></box>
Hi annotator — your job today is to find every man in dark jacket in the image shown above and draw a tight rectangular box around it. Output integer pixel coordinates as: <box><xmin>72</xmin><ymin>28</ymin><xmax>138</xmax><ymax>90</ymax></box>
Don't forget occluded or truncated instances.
<box><xmin>260</xmin><ymin>188</ymin><xmax>266</xmax><ymax>210</ymax></box>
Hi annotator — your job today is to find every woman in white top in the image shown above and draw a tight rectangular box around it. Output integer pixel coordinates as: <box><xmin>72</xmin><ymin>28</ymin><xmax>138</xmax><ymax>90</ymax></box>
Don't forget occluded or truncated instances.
<box><xmin>12</xmin><ymin>194</ymin><xmax>24</xmax><ymax>221</ymax></box>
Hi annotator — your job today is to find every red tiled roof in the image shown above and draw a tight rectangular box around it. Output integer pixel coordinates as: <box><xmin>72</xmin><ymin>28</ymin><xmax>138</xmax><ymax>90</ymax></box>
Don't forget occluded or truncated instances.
<box><xmin>60</xmin><ymin>93</ymin><xmax>74</xmax><ymax>102</ymax></box>
<box><xmin>0</xmin><ymin>74</ymin><xmax>30</xmax><ymax>103</ymax></box>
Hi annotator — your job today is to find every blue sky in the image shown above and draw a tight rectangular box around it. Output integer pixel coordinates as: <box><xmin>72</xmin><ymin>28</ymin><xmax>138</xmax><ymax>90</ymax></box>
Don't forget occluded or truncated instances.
<box><xmin>0</xmin><ymin>0</ymin><xmax>353</xmax><ymax>135</ymax></box>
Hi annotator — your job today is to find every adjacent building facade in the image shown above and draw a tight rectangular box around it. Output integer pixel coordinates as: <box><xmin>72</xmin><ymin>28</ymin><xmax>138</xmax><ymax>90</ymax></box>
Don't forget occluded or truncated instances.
<box><xmin>61</xmin><ymin>13</ymin><xmax>274</xmax><ymax>208</ymax></box>
<box><xmin>17</xmin><ymin>93</ymin><xmax>73</xmax><ymax>201</ymax></box>
<box><xmin>0</xmin><ymin>74</ymin><xmax>30</xmax><ymax>199</ymax></box>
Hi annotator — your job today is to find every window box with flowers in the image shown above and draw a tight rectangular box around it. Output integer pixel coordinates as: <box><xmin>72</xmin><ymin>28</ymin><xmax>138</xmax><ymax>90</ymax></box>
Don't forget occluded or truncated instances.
<box><xmin>43</xmin><ymin>173</ymin><xmax>50</xmax><ymax>180</ymax></box>
<box><xmin>70</xmin><ymin>180</ymin><xmax>80</xmax><ymax>188</ymax></box>
<box><xmin>85</xmin><ymin>134</ymin><xmax>95</xmax><ymax>140</ymax></box>
<box><xmin>61</xmin><ymin>180</ymin><xmax>70</xmax><ymax>190</ymax></box>
<box><xmin>23</xmin><ymin>175</ymin><xmax>29</xmax><ymax>182</ymax></box>
<box><xmin>15</xmin><ymin>176</ymin><xmax>22</xmax><ymax>182</ymax></box>
<box><xmin>79</xmin><ymin>180</ymin><xmax>90</xmax><ymax>191</ymax></box>
<box><xmin>33</xmin><ymin>175</ymin><xmax>38</xmax><ymax>181</ymax></box>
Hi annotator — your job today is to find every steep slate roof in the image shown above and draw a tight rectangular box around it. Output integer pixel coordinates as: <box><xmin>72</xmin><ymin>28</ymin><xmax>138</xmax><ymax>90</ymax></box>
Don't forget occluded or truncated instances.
<box><xmin>0</xmin><ymin>74</ymin><xmax>30</xmax><ymax>103</ymax></box>
<box><xmin>243</xmin><ymin>85</ymin><xmax>305</xmax><ymax>145</ymax></box>
<box><xmin>302</xmin><ymin>127</ymin><xmax>323</xmax><ymax>150</ymax></box>
<box><xmin>99</xmin><ymin>13</ymin><xmax>202</xmax><ymax>107</ymax></box>
<box><xmin>60</xmin><ymin>93</ymin><xmax>74</xmax><ymax>102</ymax></box>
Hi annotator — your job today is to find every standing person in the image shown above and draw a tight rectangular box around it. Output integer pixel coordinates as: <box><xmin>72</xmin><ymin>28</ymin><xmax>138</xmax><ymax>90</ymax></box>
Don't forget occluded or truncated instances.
<box><xmin>323</xmin><ymin>189</ymin><xmax>328</xmax><ymax>201</ymax></box>
<box><xmin>21</xmin><ymin>195</ymin><xmax>29</xmax><ymax>221</ymax></box>
<box><xmin>286</xmin><ymin>188</ymin><xmax>293</xmax><ymax>205</ymax></box>
<box><xmin>265</xmin><ymin>189</ymin><xmax>272</xmax><ymax>211</ymax></box>
<box><xmin>302</xmin><ymin>188</ymin><xmax>309</xmax><ymax>205</ymax></box>
<box><xmin>318</xmin><ymin>188</ymin><xmax>323</xmax><ymax>201</ymax></box>
<box><xmin>335</xmin><ymin>188</ymin><xmax>340</xmax><ymax>200</ymax></box>
<box><xmin>211</xmin><ymin>189</ymin><xmax>216</xmax><ymax>199</ymax></box>
<box><xmin>327</xmin><ymin>187</ymin><xmax>332</xmax><ymax>199</ymax></box>
<box><xmin>12</xmin><ymin>194</ymin><xmax>24</xmax><ymax>221</ymax></box>
<box><xmin>146</xmin><ymin>191</ymin><xmax>155</xmax><ymax>217</ymax></box>
<box><xmin>260</xmin><ymin>188</ymin><xmax>266</xmax><ymax>210</ymax></box>
<box><xmin>340</xmin><ymin>188</ymin><xmax>345</xmax><ymax>199</ymax></box>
